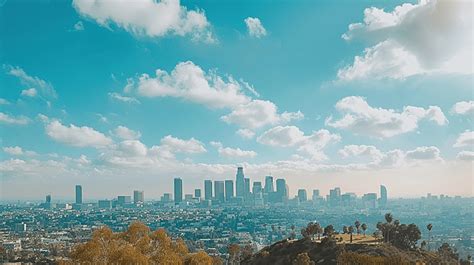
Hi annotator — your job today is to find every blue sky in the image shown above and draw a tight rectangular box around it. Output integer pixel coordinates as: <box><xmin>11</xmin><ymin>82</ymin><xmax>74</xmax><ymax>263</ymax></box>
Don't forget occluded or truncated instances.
<box><xmin>1</xmin><ymin>0</ymin><xmax>472</xmax><ymax>200</ymax></box>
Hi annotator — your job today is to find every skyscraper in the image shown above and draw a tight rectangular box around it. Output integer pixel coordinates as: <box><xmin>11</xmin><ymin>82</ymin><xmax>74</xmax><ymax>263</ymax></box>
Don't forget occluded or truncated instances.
<box><xmin>133</xmin><ymin>190</ymin><xmax>144</xmax><ymax>204</ymax></box>
<box><xmin>75</xmin><ymin>185</ymin><xmax>82</xmax><ymax>204</ymax></box>
<box><xmin>276</xmin><ymin>179</ymin><xmax>288</xmax><ymax>202</ymax></box>
<box><xmin>235</xmin><ymin>167</ymin><xmax>245</xmax><ymax>197</ymax></box>
<box><xmin>252</xmin><ymin>181</ymin><xmax>263</xmax><ymax>195</ymax></box>
<box><xmin>46</xmin><ymin>194</ymin><xmax>51</xmax><ymax>203</ymax></box>
<box><xmin>194</xmin><ymin>189</ymin><xmax>201</xmax><ymax>198</ymax></box>
<box><xmin>204</xmin><ymin>180</ymin><xmax>213</xmax><ymax>200</ymax></box>
<box><xmin>225</xmin><ymin>180</ymin><xmax>234</xmax><ymax>201</ymax></box>
<box><xmin>298</xmin><ymin>189</ymin><xmax>308</xmax><ymax>202</ymax></box>
<box><xmin>244</xmin><ymin>178</ymin><xmax>251</xmax><ymax>199</ymax></box>
<box><xmin>174</xmin><ymin>178</ymin><xmax>183</xmax><ymax>203</ymax></box>
<box><xmin>214</xmin><ymin>181</ymin><xmax>225</xmax><ymax>202</ymax></box>
<box><xmin>380</xmin><ymin>185</ymin><xmax>388</xmax><ymax>207</ymax></box>
<box><xmin>264</xmin><ymin>176</ymin><xmax>274</xmax><ymax>193</ymax></box>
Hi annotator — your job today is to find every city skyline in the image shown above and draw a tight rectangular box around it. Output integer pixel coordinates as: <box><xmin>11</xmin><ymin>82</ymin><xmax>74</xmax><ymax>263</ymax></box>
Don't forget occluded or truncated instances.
<box><xmin>1</xmin><ymin>0</ymin><xmax>473</xmax><ymax>199</ymax></box>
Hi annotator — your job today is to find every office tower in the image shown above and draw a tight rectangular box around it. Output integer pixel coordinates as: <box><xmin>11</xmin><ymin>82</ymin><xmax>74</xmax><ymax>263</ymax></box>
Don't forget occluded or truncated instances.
<box><xmin>117</xmin><ymin>195</ymin><xmax>131</xmax><ymax>206</ymax></box>
<box><xmin>161</xmin><ymin>193</ymin><xmax>172</xmax><ymax>202</ymax></box>
<box><xmin>185</xmin><ymin>194</ymin><xmax>193</xmax><ymax>201</ymax></box>
<box><xmin>244</xmin><ymin>178</ymin><xmax>251</xmax><ymax>198</ymax></box>
<box><xmin>204</xmin><ymin>180</ymin><xmax>213</xmax><ymax>200</ymax></box>
<box><xmin>362</xmin><ymin>193</ymin><xmax>378</xmax><ymax>209</ymax></box>
<box><xmin>75</xmin><ymin>185</ymin><xmax>83</xmax><ymax>204</ymax></box>
<box><xmin>174</xmin><ymin>178</ymin><xmax>183</xmax><ymax>203</ymax></box>
<box><xmin>98</xmin><ymin>199</ymin><xmax>112</xmax><ymax>209</ymax></box>
<box><xmin>297</xmin><ymin>189</ymin><xmax>308</xmax><ymax>202</ymax></box>
<box><xmin>214</xmin><ymin>181</ymin><xmax>225</xmax><ymax>202</ymax></box>
<box><xmin>276</xmin><ymin>179</ymin><xmax>288</xmax><ymax>202</ymax></box>
<box><xmin>46</xmin><ymin>194</ymin><xmax>51</xmax><ymax>203</ymax></box>
<box><xmin>341</xmin><ymin>193</ymin><xmax>356</xmax><ymax>207</ymax></box>
<box><xmin>133</xmin><ymin>190</ymin><xmax>144</xmax><ymax>204</ymax></box>
<box><xmin>264</xmin><ymin>176</ymin><xmax>274</xmax><ymax>193</ymax></box>
<box><xmin>236</xmin><ymin>166</ymin><xmax>245</xmax><ymax>197</ymax></box>
<box><xmin>380</xmin><ymin>185</ymin><xmax>388</xmax><ymax>206</ymax></box>
<box><xmin>329</xmin><ymin>187</ymin><xmax>341</xmax><ymax>206</ymax></box>
<box><xmin>252</xmin><ymin>181</ymin><xmax>263</xmax><ymax>195</ymax></box>
<box><xmin>225</xmin><ymin>180</ymin><xmax>234</xmax><ymax>201</ymax></box>
<box><xmin>312</xmin><ymin>189</ymin><xmax>320</xmax><ymax>199</ymax></box>
<box><xmin>194</xmin><ymin>189</ymin><xmax>202</xmax><ymax>198</ymax></box>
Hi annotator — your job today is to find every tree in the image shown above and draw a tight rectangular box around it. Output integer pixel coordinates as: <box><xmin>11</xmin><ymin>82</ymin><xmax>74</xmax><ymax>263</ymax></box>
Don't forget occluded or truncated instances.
<box><xmin>438</xmin><ymin>243</ymin><xmax>459</xmax><ymax>261</ymax></box>
<box><xmin>227</xmin><ymin>244</ymin><xmax>240</xmax><ymax>265</ymax></box>
<box><xmin>323</xmin><ymin>225</ymin><xmax>335</xmax><ymax>238</ymax></box>
<box><xmin>342</xmin><ymin>226</ymin><xmax>348</xmax><ymax>234</ymax></box>
<box><xmin>185</xmin><ymin>251</ymin><xmax>214</xmax><ymax>265</ymax></box>
<box><xmin>292</xmin><ymin>252</ymin><xmax>315</xmax><ymax>265</ymax></box>
<box><xmin>354</xmin><ymin>220</ymin><xmax>361</xmax><ymax>235</ymax></box>
<box><xmin>385</xmin><ymin>213</ymin><xmax>393</xmax><ymax>223</ymax></box>
<box><xmin>426</xmin><ymin>223</ymin><xmax>433</xmax><ymax>250</ymax></box>
<box><xmin>361</xmin><ymin>223</ymin><xmax>367</xmax><ymax>236</ymax></box>
<box><xmin>348</xmin><ymin>226</ymin><xmax>354</xmax><ymax>243</ymax></box>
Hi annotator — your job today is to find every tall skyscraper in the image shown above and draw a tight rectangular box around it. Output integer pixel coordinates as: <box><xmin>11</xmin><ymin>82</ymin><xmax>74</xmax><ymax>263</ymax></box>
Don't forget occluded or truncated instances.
<box><xmin>204</xmin><ymin>180</ymin><xmax>213</xmax><ymax>200</ymax></box>
<box><xmin>244</xmin><ymin>178</ymin><xmax>251</xmax><ymax>199</ymax></box>
<box><xmin>235</xmin><ymin>167</ymin><xmax>245</xmax><ymax>197</ymax></box>
<box><xmin>46</xmin><ymin>194</ymin><xmax>51</xmax><ymax>203</ymax></box>
<box><xmin>174</xmin><ymin>178</ymin><xmax>183</xmax><ymax>203</ymax></box>
<box><xmin>276</xmin><ymin>179</ymin><xmax>288</xmax><ymax>202</ymax></box>
<box><xmin>214</xmin><ymin>181</ymin><xmax>225</xmax><ymax>202</ymax></box>
<box><xmin>75</xmin><ymin>185</ymin><xmax>82</xmax><ymax>204</ymax></box>
<box><xmin>298</xmin><ymin>189</ymin><xmax>308</xmax><ymax>202</ymax></box>
<box><xmin>329</xmin><ymin>187</ymin><xmax>341</xmax><ymax>207</ymax></box>
<box><xmin>264</xmin><ymin>176</ymin><xmax>274</xmax><ymax>193</ymax></box>
<box><xmin>194</xmin><ymin>189</ymin><xmax>201</xmax><ymax>198</ymax></box>
<box><xmin>252</xmin><ymin>181</ymin><xmax>263</xmax><ymax>195</ymax></box>
<box><xmin>225</xmin><ymin>180</ymin><xmax>234</xmax><ymax>201</ymax></box>
<box><xmin>380</xmin><ymin>185</ymin><xmax>388</xmax><ymax>206</ymax></box>
<box><xmin>133</xmin><ymin>190</ymin><xmax>144</xmax><ymax>204</ymax></box>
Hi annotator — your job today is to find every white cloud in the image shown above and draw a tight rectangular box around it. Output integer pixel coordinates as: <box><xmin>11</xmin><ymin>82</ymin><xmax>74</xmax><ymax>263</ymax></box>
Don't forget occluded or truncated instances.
<box><xmin>339</xmin><ymin>145</ymin><xmax>383</xmax><ymax>160</ymax></box>
<box><xmin>45</xmin><ymin>120</ymin><xmax>113</xmax><ymax>148</ymax></box>
<box><xmin>236</xmin><ymin>128</ymin><xmax>256</xmax><ymax>139</ymax></box>
<box><xmin>339</xmin><ymin>0</ymin><xmax>473</xmax><ymax>80</ymax></box>
<box><xmin>72</xmin><ymin>0</ymin><xmax>214</xmax><ymax>42</ymax></box>
<box><xmin>5</xmin><ymin>65</ymin><xmax>57</xmax><ymax>98</ymax></box>
<box><xmin>0</xmin><ymin>98</ymin><xmax>10</xmax><ymax>105</ymax></box>
<box><xmin>221</xmin><ymin>100</ymin><xmax>303</xmax><ymax>129</ymax></box>
<box><xmin>405</xmin><ymin>146</ymin><xmax>441</xmax><ymax>161</ymax></box>
<box><xmin>135</xmin><ymin>61</ymin><xmax>250</xmax><ymax>109</ymax></box>
<box><xmin>257</xmin><ymin>126</ymin><xmax>340</xmax><ymax>160</ymax></box>
<box><xmin>160</xmin><ymin>135</ymin><xmax>206</xmax><ymax>154</ymax></box>
<box><xmin>451</xmin><ymin>101</ymin><xmax>474</xmax><ymax>116</ymax></box>
<box><xmin>0</xmin><ymin>113</ymin><xmax>30</xmax><ymax>125</ymax></box>
<box><xmin>113</xmin><ymin>125</ymin><xmax>142</xmax><ymax>140</ymax></box>
<box><xmin>453</xmin><ymin>131</ymin><xmax>474</xmax><ymax>148</ymax></box>
<box><xmin>210</xmin><ymin>141</ymin><xmax>257</xmax><ymax>159</ymax></box>
<box><xmin>108</xmin><ymin>92</ymin><xmax>140</xmax><ymax>104</ymax></box>
<box><xmin>456</xmin><ymin>151</ymin><xmax>474</xmax><ymax>161</ymax></box>
<box><xmin>244</xmin><ymin>17</ymin><xmax>267</xmax><ymax>38</ymax></box>
<box><xmin>326</xmin><ymin>96</ymin><xmax>448</xmax><ymax>138</ymax></box>
<box><xmin>3</xmin><ymin>146</ymin><xmax>37</xmax><ymax>156</ymax></box>
<box><xmin>21</xmin><ymin>88</ymin><xmax>38</xmax><ymax>97</ymax></box>
<box><xmin>74</xmin><ymin>21</ymin><xmax>84</xmax><ymax>31</ymax></box>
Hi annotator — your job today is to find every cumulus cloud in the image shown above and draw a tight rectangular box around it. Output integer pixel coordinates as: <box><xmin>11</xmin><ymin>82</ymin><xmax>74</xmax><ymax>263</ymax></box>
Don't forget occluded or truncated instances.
<box><xmin>326</xmin><ymin>96</ymin><xmax>448</xmax><ymax>138</ymax></box>
<box><xmin>3</xmin><ymin>146</ymin><xmax>37</xmax><ymax>156</ymax></box>
<box><xmin>244</xmin><ymin>17</ymin><xmax>267</xmax><ymax>38</ymax></box>
<box><xmin>451</xmin><ymin>101</ymin><xmax>474</xmax><ymax>116</ymax></box>
<box><xmin>108</xmin><ymin>92</ymin><xmax>140</xmax><ymax>104</ymax></box>
<box><xmin>73</xmin><ymin>21</ymin><xmax>84</xmax><ymax>31</ymax></box>
<box><xmin>21</xmin><ymin>88</ymin><xmax>37</xmax><ymax>97</ymax></box>
<box><xmin>236</xmin><ymin>128</ymin><xmax>256</xmax><ymax>139</ymax></box>
<box><xmin>160</xmin><ymin>135</ymin><xmax>206</xmax><ymax>154</ymax></box>
<box><xmin>0</xmin><ymin>98</ymin><xmax>10</xmax><ymax>105</ymax></box>
<box><xmin>339</xmin><ymin>145</ymin><xmax>383</xmax><ymax>160</ymax></box>
<box><xmin>0</xmin><ymin>112</ymin><xmax>30</xmax><ymax>125</ymax></box>
<box><xmin>221</xmin><ymin>100</ymin><xmax>303</xmax><ymax>129</ymax></box>
<box><xmin>72</xmin><ymin>0</ymin><xmax>214</xmax><ymax>42</ymax></box>
<box><xmin>210</xmin><ymin>141</ymin><xmax>257</xmax><ymax>159</ymax></box>
<box><xmin>45</xmin><ymin>120</ymin><xmax>113</xmax><ymax>148</ymax></box>
<box><xmin>257</xmin><ymin>126</ymin><xmax>340</xmax><ymax>160</ymax></box>
<box><xmin>456</xmin><ymin>151</ymin><xmax>474</xmax><ymax>161</ymax></box>
<box><xmin>453</xmin><ymin>131</ymin><xmax>473</xmax><ymax>148</ymax></box>
<box><xmin>5</xmin><ymin>65</ymin><xmax>57</xmax><ymax>98</ymax></box>
<box><xmin>129</xmin><ymin>61</ymin><xmax>302</xmax><ymax>129</ymax></box>
<box><xmin>405</xmin><ymin>146</ymin><xmax>441</xmax><ymax>161</ymax></box>
<box><xmin>113</xmin><ymin>125</ymin><xmax>142</xmax><ymax>140</ymax></box>
<box><xmin>339</xmin><ymin>0</ymin><xmax>473</xmax><ymax>80</ymax></box>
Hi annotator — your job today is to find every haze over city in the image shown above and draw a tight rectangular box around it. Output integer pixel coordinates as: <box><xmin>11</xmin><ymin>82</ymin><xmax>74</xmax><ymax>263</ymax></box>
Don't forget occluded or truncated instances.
<box><xmin>1</xmin><ymin>0</ymin><xmax>473</xmax><ymax>200</ymax></box>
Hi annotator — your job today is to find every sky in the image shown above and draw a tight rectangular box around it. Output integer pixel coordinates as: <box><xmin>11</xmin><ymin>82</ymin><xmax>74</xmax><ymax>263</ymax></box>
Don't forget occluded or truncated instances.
<box><xmin>0</xmin><ymin>0</ymin><xmax>473</xmax><ymax>201</ymax></box>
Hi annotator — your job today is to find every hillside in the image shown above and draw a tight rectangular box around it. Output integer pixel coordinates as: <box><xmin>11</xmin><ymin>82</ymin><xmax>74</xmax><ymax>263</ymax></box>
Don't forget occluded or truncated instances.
<box><xmin>241</xmin><ymin>237</ymin><xmax>458</xmax><ymax>265</ymax></box>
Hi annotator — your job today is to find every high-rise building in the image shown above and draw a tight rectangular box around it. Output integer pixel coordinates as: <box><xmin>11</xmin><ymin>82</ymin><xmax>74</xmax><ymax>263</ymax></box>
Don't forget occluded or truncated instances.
<box><xmin>380</xmin><ymin>185</ymin><xmax>388</xmax><ymax>207</ymax></box>
<box><xmin>46</xmin><ymin>194</ymin><xmax>51</xmax><ymax>203</ymax></box>
<box><xmin>194</xmin><ymin>189</ymin><xmax>201</xmax><ymax>198</ymax></box>
<box><xmin>174</xmin><ymin>178</ymin><xmax>183</xmax><ymax>203</ymax></box>
<box><xmin>235</xmin><ymin>167</ymin><xmax>245</xmax><ymax>197</ymax></box>
<box><xmin>252</xmin><ymin>181</ymin><xmax>263</xmax><ymax>195</ymax></box>
<box><xmin>297</xmin><ymin>189</ymin><xmax>308</xmax><ymax>202</ymax></box>
<box><xmin>98</xmin><ymin>199</ymin><xmax>112</xmax><ymax>209</ymax></box>
<box><xmin>329</xmin><ymin>187</ymin><xmax>341</xmax><ymax>207</ymax></box>
<box><xmin>204</xmin><ymin>180</ymin><xmax>213</xmax><ymax>200</ymax></box>
<box><xmin>225</xmin><ymin>180</ymin><xmax>234</xmax><ymax>201</ymax></box>
<box><xmin>133</xmin><ymin>190</ymin><xmax>144</xmax><ymax>204</ymax></box>
<box><xmin>264</xmin><ymin>176</ymin><xmax>274</xmax><ymax>193</ymax></box>
<box><xmin>244</xmin><ymin>178</ymin><xmax>251</xmax><ymax>199</ymax></box>
<box><xmin>161</xmin><ymin>193</ymin><xmax>172</xmax><ymax>202</ymax></box>
<box><xmin>312</xmin><ymin>189</ymin><xmax>320</xmax><ymax>198</ymax></box>
<box><xmin>75</xmin><ymin>185</ymin><xmax>82</xmax><ymax>204</ymax></box>
<box><xmin>117</xmin><ymin>195</ymin><xmax>131</xmax><ymax>205</ymax></box>
<box><xmin>214</xmin><ymin>181</ymin><xmax>225</xmax><ymax>202</ymax></box>
<box><xmin>275</xmin><ymin>179</ymin><xmax>288</xmax><ymax>202</ymax></box>
<box><xmin>362</xmin><ymin>193</ymin><xmax>378</xmax><ymax>209</ymax></box>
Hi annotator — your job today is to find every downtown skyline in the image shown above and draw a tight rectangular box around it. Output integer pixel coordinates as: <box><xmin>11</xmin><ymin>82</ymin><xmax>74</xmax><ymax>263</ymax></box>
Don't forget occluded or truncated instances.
<box><xmin>1</xmin><ymin>0</ymin><xmax>473</xmax><ymax>200</ymax></box>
